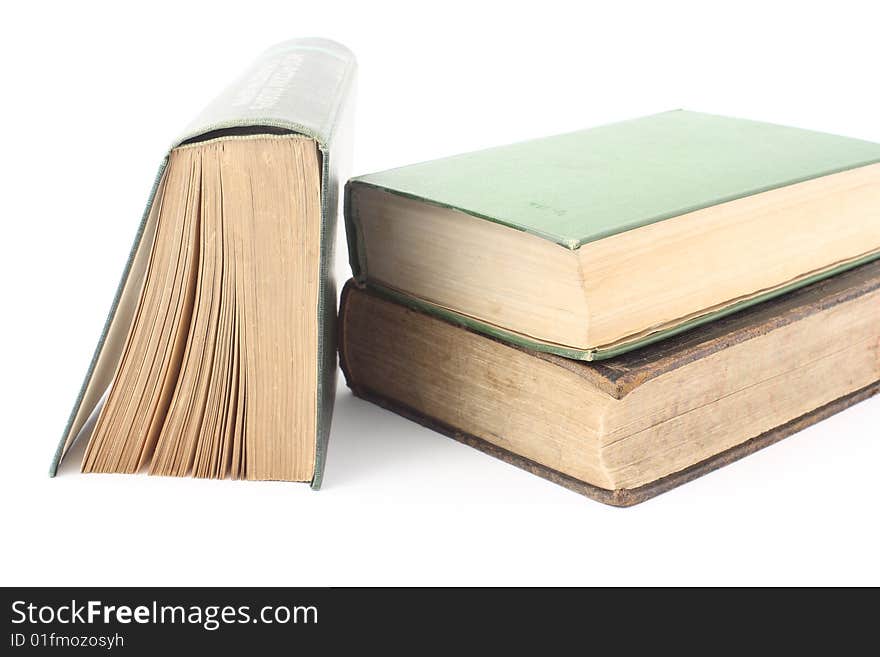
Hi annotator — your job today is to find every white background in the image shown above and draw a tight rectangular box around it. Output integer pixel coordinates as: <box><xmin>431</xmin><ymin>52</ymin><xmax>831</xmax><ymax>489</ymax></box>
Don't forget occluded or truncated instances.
<box><xmin>2</xmin><ymin>0</ymin><xmax>878</xmax><ymax>586</ymax></box>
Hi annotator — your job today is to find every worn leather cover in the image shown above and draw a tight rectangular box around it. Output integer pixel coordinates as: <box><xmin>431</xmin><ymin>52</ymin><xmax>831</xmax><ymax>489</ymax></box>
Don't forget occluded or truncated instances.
<box><xmin>51</xmin><ymin>38</ymin><xmax>357</xmax><ymax>488</ymax></box>
<box><xmin>339</xmin><ymin>260</ymin><xmax>880</xmax><ymax>505</ymax></box>
<box><xmin>345</xmin><ymin>111</ymin><xmax>880</xmax><ymax>360</ymax></box>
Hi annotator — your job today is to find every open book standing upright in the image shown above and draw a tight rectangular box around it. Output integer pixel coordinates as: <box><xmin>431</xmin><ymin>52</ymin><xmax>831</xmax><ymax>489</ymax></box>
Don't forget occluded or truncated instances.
<box><xmin>51</xmin><ymin>39</ymin><xmax>357</xmax><ymax>487</ymax></box>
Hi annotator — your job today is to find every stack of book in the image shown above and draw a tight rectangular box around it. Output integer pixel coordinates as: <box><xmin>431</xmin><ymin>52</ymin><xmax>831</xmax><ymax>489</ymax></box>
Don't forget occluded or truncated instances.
<box><xmin>340</xmin><ymin>110</ymin><xmax>880</xmax><ymax>505</ymax></box>
<box><xmin>51</xmin><ymin>40</ymin><xmax>880</xmax><ymax>505</ymax></box>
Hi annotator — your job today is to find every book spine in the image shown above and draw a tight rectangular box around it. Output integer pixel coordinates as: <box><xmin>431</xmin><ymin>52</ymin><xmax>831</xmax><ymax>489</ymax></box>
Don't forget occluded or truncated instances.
<box><xmin>176</xmin><ymin>38</ymin><xmax>356</xmax><ymax>149</ymax></box>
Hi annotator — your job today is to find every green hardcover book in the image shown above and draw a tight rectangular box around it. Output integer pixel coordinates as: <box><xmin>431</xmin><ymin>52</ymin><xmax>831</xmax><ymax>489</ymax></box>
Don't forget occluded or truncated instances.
<box><xmin>345</xmin><ymin>111</ymin><xmax>880</xmax><ymax>360</ymax></box>
<box><xmin>51</xmin><ymin>38</ymin><xmax>357</xmax><ymax>487</ymax></box>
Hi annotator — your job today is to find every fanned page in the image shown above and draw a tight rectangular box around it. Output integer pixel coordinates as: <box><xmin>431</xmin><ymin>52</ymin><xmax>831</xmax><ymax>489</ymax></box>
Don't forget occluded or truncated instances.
<box><xmin>81</xmin><ymin>135</ymin><xmax>322</xmax><ymax>481</ymax></box>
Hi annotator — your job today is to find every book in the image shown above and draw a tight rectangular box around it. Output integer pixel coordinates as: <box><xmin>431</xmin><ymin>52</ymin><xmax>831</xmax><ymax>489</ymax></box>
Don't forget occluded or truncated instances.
<box><xmin>51</xmin><ymin>38</ymin><xmax>357</xmax><ymax>487</ymax></box>
<box><xmin>345</xmin><ymin>110</ymin><xmax>880</xmax><ymax>360</ymax></box>
<box><xmin>339</xmin><ymin>260</ymin><xmax>880</xmax><ymax>506</ymax></box>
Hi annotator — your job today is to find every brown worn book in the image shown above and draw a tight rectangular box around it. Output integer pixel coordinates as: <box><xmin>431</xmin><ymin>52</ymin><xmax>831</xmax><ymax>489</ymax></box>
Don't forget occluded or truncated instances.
<box><xmin>339</xmin><ymin>262</ymin><xmax>880</xmax><ymax>506</ymax></box>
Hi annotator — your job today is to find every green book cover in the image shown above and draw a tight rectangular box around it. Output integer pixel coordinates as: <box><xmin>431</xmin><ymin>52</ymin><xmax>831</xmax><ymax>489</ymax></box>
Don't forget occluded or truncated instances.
<box><xmin>346</xmin><ymin>110</ymin><xmax>880</xmax><ymax>360</ymax></box>
<box><xmin>52</xmin><ymin>39</ymin><xmax>357</xmax><ymax>488</ymax></box>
